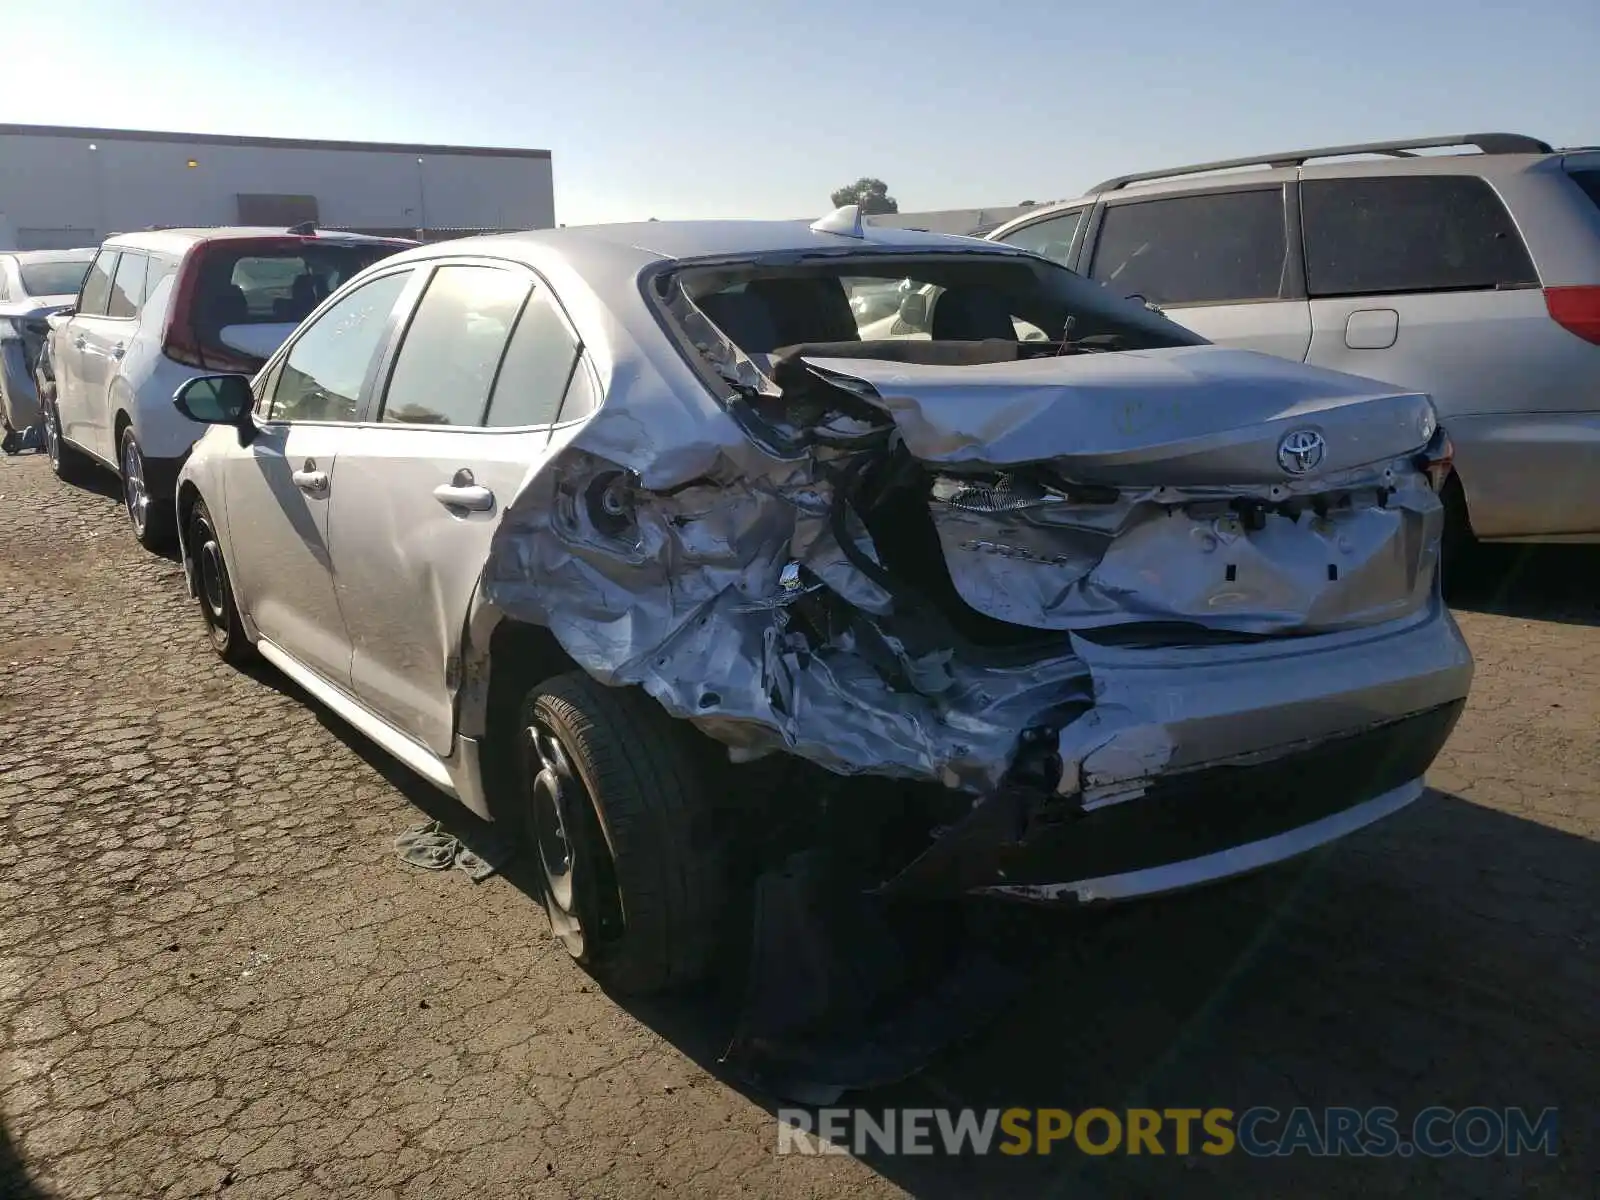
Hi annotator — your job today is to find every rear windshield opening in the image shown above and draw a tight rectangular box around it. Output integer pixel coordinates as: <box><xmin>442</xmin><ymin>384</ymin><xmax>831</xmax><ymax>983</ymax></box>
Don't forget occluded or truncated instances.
<box><xmin>673</xmin><ymin>253</ymin><xmax>1202</xmax><ymax>366</ymax></box>
<box><xmin>19</xmin><ymin>259</ymin><xmax>92</xmax><ymax>298</ymax></box>
<box><xmin>194</xmin><ymin>242</ymin><xmax>397</xmax><ymax>330</ymax></box>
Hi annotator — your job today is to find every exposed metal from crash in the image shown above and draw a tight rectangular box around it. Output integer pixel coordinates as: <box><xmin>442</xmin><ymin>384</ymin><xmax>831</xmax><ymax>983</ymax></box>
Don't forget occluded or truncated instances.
<box><xmin>481</xmin><ymin>247</ymin><xmax>1458</xmax><ymax>812</ymax></box>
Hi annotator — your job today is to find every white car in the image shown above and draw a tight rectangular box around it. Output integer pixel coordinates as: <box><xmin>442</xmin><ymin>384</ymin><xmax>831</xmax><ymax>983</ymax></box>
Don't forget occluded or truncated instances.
<box><xmin>0</xmin><ymin>248</ymin><xmax>94</xmax><ymax>453</ymax></box>
<box><xmin>44</xmin><ymin>226</ymin><xmax>412</xmax><ymax>548</ymax></box>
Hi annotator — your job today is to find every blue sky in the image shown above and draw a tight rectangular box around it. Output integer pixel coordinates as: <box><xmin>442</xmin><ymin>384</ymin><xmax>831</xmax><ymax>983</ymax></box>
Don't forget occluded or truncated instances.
<box><xmin>5</xmin><ymin>0</ymin><xmax>1595</xmax><ymax>224</ymax></box>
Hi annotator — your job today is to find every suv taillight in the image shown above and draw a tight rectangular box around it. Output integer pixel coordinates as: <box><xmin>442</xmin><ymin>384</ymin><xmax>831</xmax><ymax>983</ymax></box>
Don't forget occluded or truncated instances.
<box><xmin>160</xmin><ymin>243</ymin><xmax>265</xmax><ymax>375</ymax></box>
<box><xmin>1544</xmin><ymin>286</ymin><xmax>1600</xmax><ymax>345</ymax></box>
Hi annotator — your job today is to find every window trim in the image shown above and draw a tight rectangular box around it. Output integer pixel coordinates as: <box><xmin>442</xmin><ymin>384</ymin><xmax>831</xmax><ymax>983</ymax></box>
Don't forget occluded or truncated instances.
<box><xmin>105</xmin><ymin>249</ymin><xmax>149</xmax><ymax>322</ymax></box>
<box><xmin>992</xmin><ymin>204</ymin><xmax>1090</xmax><ymax>269</ymax></box>
<box><xmin>1082</xmin><ymin>182</ymin><xmax>1303</xmax><ymax>308</ymax></box>
<box><xmin>364</xmin><ymin>254</ymin><xmax>587</xmax><ymax>434</ymax></box>
<box><xmin>550</xmin><ymin>352</ymin><xmax>602</xmax><ymax>429</ymax></box>
<box><xmin>255</xmin><ymin>265</ymin><xmax>422</xmax><ymax>426</ymax></box>
<box><xmin>369</xmin><ymin>259</ymin><xmax>533</xmax><ymax>430</ymax></box>
<box><xmin>75</xmin><ymin>249</ymin><xmax>121</xmax><ymax>319</ymax></box>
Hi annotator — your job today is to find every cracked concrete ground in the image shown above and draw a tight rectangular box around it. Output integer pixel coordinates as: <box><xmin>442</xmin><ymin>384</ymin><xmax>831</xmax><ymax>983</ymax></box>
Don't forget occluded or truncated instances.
<box><xmin>1</xmin><ymin>450</ymin><xmax>1596</xmax><ymax>1199</ymax></box>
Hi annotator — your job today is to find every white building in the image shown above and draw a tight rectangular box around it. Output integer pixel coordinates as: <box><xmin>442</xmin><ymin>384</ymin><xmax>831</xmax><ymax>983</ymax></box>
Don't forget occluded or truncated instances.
<box><xmin>0</xmin><ymin>123</ymin><xmax>554</xmax><ymax>250</ymax></box>
<box><xmin>866</xmin><ymin>206</ymin><xmax>1045</xmax><ymax>236</ymax></box>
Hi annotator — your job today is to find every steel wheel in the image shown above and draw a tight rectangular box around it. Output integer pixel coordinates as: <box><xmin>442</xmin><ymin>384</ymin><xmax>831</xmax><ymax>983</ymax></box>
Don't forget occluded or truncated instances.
<box><xmin>121</xmin><ymin>435</ymin><xmax>148</xmax><ymax>536</ymax></box>
<box><xmin>44</xmin><ymin>403</ymin><xmax>61</xmax><ymax>469</ymax></box>
<box><xmin>193</xmin><ymin>509</ymin><xmax>229</xmax><ymax>634</ymax></box>
<box><xmin>522</xmin><ymin>717</ymin><xmax>595</xmax><ymax>956</ymax></box>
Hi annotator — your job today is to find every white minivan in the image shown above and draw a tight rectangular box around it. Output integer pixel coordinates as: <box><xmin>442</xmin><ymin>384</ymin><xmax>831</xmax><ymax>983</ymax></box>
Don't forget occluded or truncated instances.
<box><xmin>44</xmin><ymin>226</ymin><xmax>412</xmax><ymax>548</ymax></box>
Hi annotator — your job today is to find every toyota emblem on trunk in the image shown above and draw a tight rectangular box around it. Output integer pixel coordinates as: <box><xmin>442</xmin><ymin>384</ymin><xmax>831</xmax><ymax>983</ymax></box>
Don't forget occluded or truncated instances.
<box><xmin>1277</xmin><ymin>429</ymin><xmax>1326</xmax><ymax>475</ymax></box>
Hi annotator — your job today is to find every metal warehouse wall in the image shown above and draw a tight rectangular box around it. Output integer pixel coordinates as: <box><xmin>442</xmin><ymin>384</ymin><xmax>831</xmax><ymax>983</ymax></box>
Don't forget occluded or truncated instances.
<box><xmin>0</xmin><ymin>127</ymin><xmax>554</xmax><ymax>249</ymax></box>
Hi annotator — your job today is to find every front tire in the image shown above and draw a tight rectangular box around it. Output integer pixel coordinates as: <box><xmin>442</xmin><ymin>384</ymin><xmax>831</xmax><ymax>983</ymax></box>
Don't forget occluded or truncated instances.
<box><xmin>120</xmin><ymin>427</ymin><xmax>175</xmax><ymax>551</ymax></box>
<box><xmin>188</xmin><ymin>497</ymin><xmax>253</xmax><ymax>665</ymax></box>
<box><xmin>517</xmin><ymin>672</ymin><xmax>728</xmax><ymax>994</ymax></box>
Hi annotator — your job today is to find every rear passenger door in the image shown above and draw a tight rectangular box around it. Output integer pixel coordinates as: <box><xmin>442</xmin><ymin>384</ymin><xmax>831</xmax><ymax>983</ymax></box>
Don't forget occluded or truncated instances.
<box><xmin>1085</xmin><ymin>185</ymin><xmax>1312</xmax><ymax>361</ymax></box>
<box><xmin>328</xmin><ymin>260</ymin><xmax>589</xmax><ymax>755</ymax></box>
<box><xmin>83</xmin><ymin>250</ymin><xmax>149</xmax><ymax>460</ymax></box>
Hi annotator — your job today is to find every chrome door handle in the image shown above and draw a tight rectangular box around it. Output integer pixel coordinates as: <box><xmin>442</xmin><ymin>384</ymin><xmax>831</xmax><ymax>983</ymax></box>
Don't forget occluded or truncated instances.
<box><xmin>74</xmin><ymin>336</ymin><xmax>87</xmax><ymax>349</ymax></box>
<box><xmin>111</xmin><ymin>344</ymin><xmax>125</xmax><ymax>360</ymax></box>
<box><xmin>432</xmin><ymin>483</ymin><xmax>495</xmax><ymax>512</ymax></box>
<box><xmin>292</xmin><ymin>469</ymin><xmax>329</xmax><ymax>492</ymax></box>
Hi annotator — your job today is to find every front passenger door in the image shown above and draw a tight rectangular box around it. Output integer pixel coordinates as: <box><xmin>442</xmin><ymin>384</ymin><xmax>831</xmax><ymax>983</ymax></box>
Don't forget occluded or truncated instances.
<box><xmin>220</xmin><ymin>269</ymin><xmax>416</xmax><ymax>688</ymax></box>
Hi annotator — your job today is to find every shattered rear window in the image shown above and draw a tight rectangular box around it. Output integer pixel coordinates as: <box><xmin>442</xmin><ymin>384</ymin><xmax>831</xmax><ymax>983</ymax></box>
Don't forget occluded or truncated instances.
<box><xmin>674</xmin><ymin>252</ymin><xmax>1201</xmax><ymax>364</ymax></box>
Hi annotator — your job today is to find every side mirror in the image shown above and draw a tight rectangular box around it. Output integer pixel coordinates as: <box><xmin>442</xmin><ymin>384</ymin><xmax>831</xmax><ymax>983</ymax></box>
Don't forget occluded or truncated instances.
<box><xmin>174</xmin><ymin>375</ymin><xmax>255</xmax><ymax>444</ymax></box>
<box><xmin>898</xmin><ymin>291</ymin><xmax>930</xmax><ymax>329</ymax></box>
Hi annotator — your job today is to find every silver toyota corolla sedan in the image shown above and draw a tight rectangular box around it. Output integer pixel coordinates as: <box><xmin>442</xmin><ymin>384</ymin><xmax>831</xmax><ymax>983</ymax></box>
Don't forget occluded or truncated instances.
<box><xmin>171</xmin><ymin>209</ymin><xmax>1472</xmax><ymax>994</ymax></box>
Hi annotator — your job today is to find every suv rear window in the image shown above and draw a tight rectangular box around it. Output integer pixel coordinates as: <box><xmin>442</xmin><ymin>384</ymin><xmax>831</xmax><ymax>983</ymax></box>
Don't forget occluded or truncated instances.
<box><xmin>1089</xmin><ymin>189</ymin><xmax>1288</xmax><ymax>306</ymax></box>
<box><xmin>193</xmin><ymin>241</ymin><xmax>399</xmax><ymax>331</ymax></box>
<box><xmin>1300</xmin><ymin>176</ymin><xmax>1538</xmax><ymax>297</ymax></box>
<box><xmin>1567</xmin><ymin>168</ymin><xmax>1600</xmax><ymax>213</ymax></box>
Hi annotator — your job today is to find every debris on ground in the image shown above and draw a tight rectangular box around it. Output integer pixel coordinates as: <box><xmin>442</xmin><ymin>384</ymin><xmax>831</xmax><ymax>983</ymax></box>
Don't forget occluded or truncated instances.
<box><xmin>394</xmin><ymin>819</ymin><xmax>513</xmax><ymax>882</ymax></box>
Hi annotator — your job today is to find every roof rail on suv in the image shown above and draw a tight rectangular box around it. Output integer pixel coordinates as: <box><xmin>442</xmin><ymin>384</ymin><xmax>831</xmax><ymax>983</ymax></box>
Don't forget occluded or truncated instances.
<box><xmin>1088</xmin><ymin>133</ymin><xmax>1555</xmax><ymax>193</ymax></box>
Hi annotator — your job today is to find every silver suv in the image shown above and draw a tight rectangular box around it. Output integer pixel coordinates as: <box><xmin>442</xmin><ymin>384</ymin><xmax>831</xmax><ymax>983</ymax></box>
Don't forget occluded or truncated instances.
<box><xmin>987</xmin><ymin>133</ymin><xmax>1600</xmax><ymax>554</ymax></box>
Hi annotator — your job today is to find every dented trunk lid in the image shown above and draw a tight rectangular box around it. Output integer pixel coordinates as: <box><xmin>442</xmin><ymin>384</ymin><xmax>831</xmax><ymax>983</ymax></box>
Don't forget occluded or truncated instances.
<box><xmin>802</xmin><ymin>345</ymin><xmax>1437</xmax><ymax>485</ymax></box>
<box><xmin>802</xmin><ymin>345</ymin><xmax>1445</xmax><ymax>637</ymax></box>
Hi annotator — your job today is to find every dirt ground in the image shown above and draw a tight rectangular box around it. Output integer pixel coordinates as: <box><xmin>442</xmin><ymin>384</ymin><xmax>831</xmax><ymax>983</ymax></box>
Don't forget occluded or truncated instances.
<box><xmin>1</xmin><ymin>450</ymin><xmax>1595</xmax><ymax>1199</ymax></box>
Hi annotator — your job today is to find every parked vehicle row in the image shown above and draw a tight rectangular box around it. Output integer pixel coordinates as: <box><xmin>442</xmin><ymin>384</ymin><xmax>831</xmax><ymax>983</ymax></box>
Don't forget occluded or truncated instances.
<box><xmin>32</xmin><ymin>137</ymin><xmax>1545</xmax><ymax>997</ymax></box>
<box><xmin>983</xmin><ymin>133</ymin><xmax>1600</xmax><ymax>553</ymax></box>
<box><xmin>40</xmin><ymin>225</ymin><xmax>414</xmax><ymax>545</ymax></box>
<box><xmin>147</xmin><ymin>206</ymin><xmax>1470</xmax><ymax>993</ymax></box>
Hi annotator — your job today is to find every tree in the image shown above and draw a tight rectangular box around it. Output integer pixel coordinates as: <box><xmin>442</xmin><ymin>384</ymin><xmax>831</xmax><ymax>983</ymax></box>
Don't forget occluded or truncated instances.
<box><xmin>829</xmin><ymin>178</ymin><xmax>899</xmax><ymax>215</ymax></box>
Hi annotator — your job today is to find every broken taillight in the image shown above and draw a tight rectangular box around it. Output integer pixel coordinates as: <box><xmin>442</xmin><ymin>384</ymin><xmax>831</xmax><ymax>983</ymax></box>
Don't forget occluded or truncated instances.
<box><xmin>1414</xmin><ymin>427</ymin><xmax>1455</xmax><ymax>491</ymax></box>
<box><xmin>1544</xmin><ymin>286</ymin><xmax>1600</xmax><ymax>345</ymax></box>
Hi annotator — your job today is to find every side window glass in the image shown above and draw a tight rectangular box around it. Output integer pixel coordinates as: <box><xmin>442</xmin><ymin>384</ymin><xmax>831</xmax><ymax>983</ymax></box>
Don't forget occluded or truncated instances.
<box><xmin>78</xmin><ymin>251</ymin><xmax>118</xmax><ymax>316</ymax></box>
<box><xmin>998</xmin><ymin>210</ymin><xmax>1084</xmax><ymax>266</ymax></box>
<box><xmin>486</xmin><ymin>287</ymin><xmax>581</xmax><ymax>427</ymax></box>
<box><xmin>144</xmin><ymin>252</ymin><xmax>180</xmax><ymax>305</ymax></box>
<box><xmin>1301</xmin><ymin>177</ymin><xmax>1538</xmax><ymax>297</ymax></box>
<box><xmin>1089</xmin><ymin>189</ymin><xmax>1287</xmax><ymax>306</ymax></box>
<box><xmin>268</xmin><ymin>271</ymin><xmax>411</xmax><ymax>422</ymax></box>
<box><xmin>107</xmin><ymin>252</ymin><xmax>147</xmax><ymax>319</ymax></box>
<box><xmin>380</xmin><ymin>265</ymin><xmax>531</xmax><ymax>426</ymax></box>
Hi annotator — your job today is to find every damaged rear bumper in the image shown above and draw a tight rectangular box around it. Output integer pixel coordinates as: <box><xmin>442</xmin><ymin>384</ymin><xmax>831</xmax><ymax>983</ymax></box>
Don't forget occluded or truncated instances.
<box><xmin>880</xmin><ymin>599</ymin><xmax>1472</xmax><ymax>903</ymax></box>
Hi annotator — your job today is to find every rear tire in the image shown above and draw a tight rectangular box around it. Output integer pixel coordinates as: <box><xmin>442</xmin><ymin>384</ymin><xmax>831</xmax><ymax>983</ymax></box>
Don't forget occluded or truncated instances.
<box><xmin>1439</xmin><ymin>475</ymin><xmax>1480</xmax><ymax>597</ymax></box>
<box><xmin>516</xmin><ymin>672</ymin><xmax>727</xmax><ymax>994</ymax></box>
<box><xmin>44</xmin><ymin>400</ymin><xmax>95</xmax><ymax>484</ymax></box>
<box><xmin>188</xmin><ymin>497</ymin><xmax>254</xmax><ymax>665</ymax></box>
<box><xmin>119</xmin><ymin>427</ymin><xmax>175</xmax><ymax>552</ymax></box>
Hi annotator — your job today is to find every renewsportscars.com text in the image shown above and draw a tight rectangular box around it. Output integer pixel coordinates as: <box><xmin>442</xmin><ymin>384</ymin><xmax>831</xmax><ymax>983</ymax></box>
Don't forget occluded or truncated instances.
<box><xmin>776</xmin><ymin>1106</ymin><xmax>1559</xmax><ymax>1158</ymax></box>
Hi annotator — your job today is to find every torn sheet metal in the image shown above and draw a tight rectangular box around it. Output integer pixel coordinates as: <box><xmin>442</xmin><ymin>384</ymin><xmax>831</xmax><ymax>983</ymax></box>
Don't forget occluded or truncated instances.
<box><xmin>930</xmin><ymin>468</ymin><xmax>1442</xmax><ymax>635</ymax></box>
<box><xmin>481</xmin><ymin>299</ymin><xmax>1446</xmax><ymax>795</ymax></box>
<box><xmin>483</xmin><ymin>445</ymin><xmax>1093</xmax><ymax>791</ymax></box>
